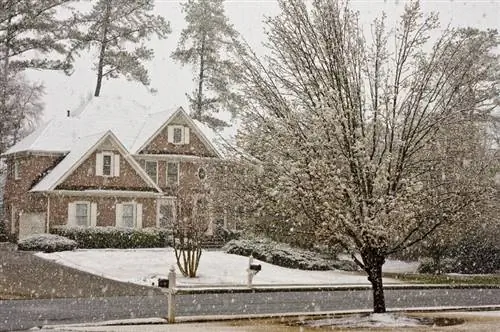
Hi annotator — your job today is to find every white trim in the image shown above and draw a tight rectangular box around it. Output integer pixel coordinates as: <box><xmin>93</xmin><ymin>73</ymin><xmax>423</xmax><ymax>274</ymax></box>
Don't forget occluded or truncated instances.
<box><xmin>117</xmin><ymin>201</ymin><xmax>142</xmax><ymax>228</ymax></box>
<box><xmin>70</xmin><ymin>201</ymin><xmax>91</xmax><ymax>227</ymax></box>
<box><xmin>14</xmin><ymin>160</ymin><xmax>20</xmax><ymax>180</ymax></box>
<box><xmin>47</xmin><ymin>189</ymin><xmax>165</xmax><ymax>198</ymax></box>
<box><xmin>135</xmin><ymin>154</ymin><xmax>220</xmax><ymax>162</ymax></box>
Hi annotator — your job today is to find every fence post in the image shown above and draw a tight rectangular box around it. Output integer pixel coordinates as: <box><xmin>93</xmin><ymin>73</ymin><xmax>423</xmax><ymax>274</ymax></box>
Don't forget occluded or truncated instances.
<box><xmin>247</xmin><ymin>255</ymin><xmax>254</xmax><ymax>288</ymax></box>
<box><xmin>167</xmin><ymin>266</ymin><xmax>176</xmax><ymax>323</ymax></box>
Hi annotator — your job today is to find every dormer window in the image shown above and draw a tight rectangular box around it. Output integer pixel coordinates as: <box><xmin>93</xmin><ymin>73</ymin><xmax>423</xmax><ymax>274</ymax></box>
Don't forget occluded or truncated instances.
<box><xmin>96</xmin><ymin>151</ymin><xmax>120</xmax><ymax>177</ymax></box>
<box><xmin>167</xmin><ymin>125</ymin><xmax>190</xmax><ymax>145</ymax></box>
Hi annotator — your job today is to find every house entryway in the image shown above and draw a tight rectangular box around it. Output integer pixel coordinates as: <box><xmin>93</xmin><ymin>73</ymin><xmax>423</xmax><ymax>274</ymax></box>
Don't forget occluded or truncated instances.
<box><xmin>18</xmin><ymin>213</ymin><xmax>45</xmax><ymax>239</ymax></box>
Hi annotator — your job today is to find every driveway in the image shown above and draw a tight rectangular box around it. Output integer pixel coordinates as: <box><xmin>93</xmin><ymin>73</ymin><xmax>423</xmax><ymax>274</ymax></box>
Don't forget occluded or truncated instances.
<box><xmin>0</xmin><ymin>244</ymin><xmax>161</xmax><ymax>299</ymax></box>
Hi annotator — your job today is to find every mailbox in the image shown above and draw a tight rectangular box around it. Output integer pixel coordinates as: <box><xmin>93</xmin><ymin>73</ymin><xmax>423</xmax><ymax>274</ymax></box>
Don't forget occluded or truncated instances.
<box><xmin>158</xmin><ymin>278</ymin><xmax>169</xmax><ymax>288</ymax></box>
<box><xmin>249</xmin><ymin>264</ymin><xmax>262</xmax><ymax>273</ymax></box>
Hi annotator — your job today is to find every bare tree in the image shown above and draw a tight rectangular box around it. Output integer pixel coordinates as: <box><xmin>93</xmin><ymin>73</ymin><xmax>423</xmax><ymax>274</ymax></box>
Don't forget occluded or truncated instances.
<box><xmin>225</xmin><ymin>0</ymin><xmax>499</xmax><ymax>313</ymax></box>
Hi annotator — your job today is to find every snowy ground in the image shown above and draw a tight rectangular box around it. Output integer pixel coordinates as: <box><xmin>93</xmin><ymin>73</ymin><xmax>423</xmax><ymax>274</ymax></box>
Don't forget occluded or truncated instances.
<box><xmin>36</xmin><ymin>248</ymin><xmax>411</xmax><ymax>287</ymax></box>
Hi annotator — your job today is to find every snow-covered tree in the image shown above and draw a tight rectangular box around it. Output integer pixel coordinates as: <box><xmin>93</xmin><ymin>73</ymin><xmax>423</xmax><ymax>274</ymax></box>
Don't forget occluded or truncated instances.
<box><xmin>71</xmin><ymin>0</ymin><xmax>171</xmax><ymax>97</ymax></box>
<box><xmin>223</xmin><ymin>0</ymin><xmax>499</xmax><ymax>313</ymax></box>
<box><xmin>172</xmin><ymin>0</ymin><xmax>244</xmax><ymax>128</ymax></box>
<box><xmin>0</xmin><ymin>0</ymin><xmax>72</xmax><ymax>155</ymax></box>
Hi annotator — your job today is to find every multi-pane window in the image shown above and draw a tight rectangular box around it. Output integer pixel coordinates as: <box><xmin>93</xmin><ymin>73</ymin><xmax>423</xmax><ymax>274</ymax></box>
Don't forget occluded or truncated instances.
<box><xmin>122</xmin><ymin>204</ymin><xmax>135</xmax><ymax>228</ymax></box>
<box><xmin>102</xmin><ymin>154</ymin><xmax>112</xmax><ymax>176</ymax></box>
<box><xmin>167</xmin><ymin>162</ymin><xmax>179</xmax><ymax>186</ymax></box>
<box><xmin>173</xmin><ymin>127</ymin><xmax>183</xmax><ymax>144</ymax></box>
<box><xmin>145</xmin><ymin>161</ymin><xmax>158</xmax><ymax>183</ymax></box>
<box><xmin>75</xmin><ymin>203</ymin><xmax>89</xmax><ymax>226</ymax></box>
<box><xmin>159</xmin><ymin>204</ymin><xmax>174</xmax><ymax>229</ymax></box>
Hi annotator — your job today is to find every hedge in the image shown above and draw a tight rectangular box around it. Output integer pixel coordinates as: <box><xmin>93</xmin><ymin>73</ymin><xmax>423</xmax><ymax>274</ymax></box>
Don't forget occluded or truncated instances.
<box><xmin>18</xmin><ymin>234</ymin><xmax>78</xmax><ymax>252</ymax></box>
<box><xmin>50</xmin><ymin>227</ymin><xmax>171</xmax><ymax>249</ymax></box>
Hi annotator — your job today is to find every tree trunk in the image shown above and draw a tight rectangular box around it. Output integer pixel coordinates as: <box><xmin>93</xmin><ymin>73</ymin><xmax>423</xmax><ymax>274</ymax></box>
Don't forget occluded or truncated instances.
<box><xmin>194</xmin><ymin>33</ymin><xmax>206</xmax><ymax>120</ymax></box>
<box><xmin>94</xmin><ymin>0</ymin><xmax>112</xmax><ymax>97</ymax></box>
<box><xmin>364</xmin><ymin>251</ymin><xmax>386</xmax><ymax>313</ymax></box>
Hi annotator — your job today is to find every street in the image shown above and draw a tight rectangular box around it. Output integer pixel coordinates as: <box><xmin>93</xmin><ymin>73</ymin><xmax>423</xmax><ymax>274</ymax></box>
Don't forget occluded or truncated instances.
<box><xmin>2</xmin><ymin>287</ymin><xmax>500</xmax><ymax>331</ymax></box>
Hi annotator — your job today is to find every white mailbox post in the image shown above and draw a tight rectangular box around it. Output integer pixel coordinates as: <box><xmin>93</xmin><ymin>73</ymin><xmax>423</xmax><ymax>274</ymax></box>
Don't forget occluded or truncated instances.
<box><xmin>167</xmin><ymin>266</ymin><xmax>176</xmax><ymax>323</ymax></box>
<box><xmin>247</xmin><ymin>255</ymin><xmax>262</xmax><ymax>288</ymax></box>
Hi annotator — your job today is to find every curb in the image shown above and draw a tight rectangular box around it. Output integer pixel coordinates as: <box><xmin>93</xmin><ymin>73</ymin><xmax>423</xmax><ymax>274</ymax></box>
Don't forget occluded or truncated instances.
<box><xmin>169</xmin><ymin>283</ymin><xmax>500</xmax><ymax>295</ymax></box>
<box><xmin>41</xmin><ymin>305</ymin><xmax>500</xmax><ymax>329</ymax></box>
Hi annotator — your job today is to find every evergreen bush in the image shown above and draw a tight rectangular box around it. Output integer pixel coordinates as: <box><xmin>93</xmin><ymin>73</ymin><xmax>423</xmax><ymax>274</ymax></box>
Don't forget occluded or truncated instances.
<box><xmin>50</xmin><ymin>227</ymin><xmax>171</xmax><ymax>249</ymax></box>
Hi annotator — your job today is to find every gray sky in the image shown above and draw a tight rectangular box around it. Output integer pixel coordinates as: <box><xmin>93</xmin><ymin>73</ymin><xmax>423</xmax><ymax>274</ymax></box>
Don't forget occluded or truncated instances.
<box><xmin>26</xmin><ymin>0</ymin><xmax>500</xmax><ymax>122</ymax></box>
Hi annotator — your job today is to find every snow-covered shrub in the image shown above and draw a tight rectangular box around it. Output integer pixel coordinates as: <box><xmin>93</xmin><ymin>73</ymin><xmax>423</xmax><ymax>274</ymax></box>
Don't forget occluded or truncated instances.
<box><xmin>223</xmin><ymin>238</ymin><xmax>358</xmax><ymax>271</ymax></box>
<box><xmin>50</xmin><ymin>227</ymin><xmax>171</xmax><ymax>249</ymax></box>
<box><xmin>18</xmin><ymin>234</ymin><xmax>77</xmax><ymax>252</ymax></box>
<box><xmin>448</xmin><ymin>234</ymin><xmax>500</xmax><ymax>274</ymax></box>
<box><xmin>417</xmin><ymin>257</ymin><xmax>456</xmax><ymax>274</ymax></box>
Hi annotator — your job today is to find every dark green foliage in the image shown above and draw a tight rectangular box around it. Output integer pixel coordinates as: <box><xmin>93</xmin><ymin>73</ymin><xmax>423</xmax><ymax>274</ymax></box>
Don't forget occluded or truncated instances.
<box><xmin>50</xmin><ymin>227</ymin><xmax>171</xmax><ymax>249</ymax></box>
<box><xmin>223</xmin><ymin>238</ymin><xmax>359</xmax><ymax>271</ymax></box>
<box><xmin>18</xmin><ymin>234</ymin><xmax>77</xmax><ymax>253</ymax></box>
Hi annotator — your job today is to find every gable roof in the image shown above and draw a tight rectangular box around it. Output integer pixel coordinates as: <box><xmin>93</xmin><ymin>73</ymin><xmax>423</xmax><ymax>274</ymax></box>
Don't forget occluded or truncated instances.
<box><xmin>2</xmin><ymin>95</ymin><xmax>223</xmax><ymax>158</ymax></box>
<box><xmin>132</xmin><ymin>107</ymin><xmax>223</xmax><ymax>157</ymax></box>
<box><xmin>30</xmin><ymin>130</ymin><xmax>162</xmax><ymax>193</ymax></box>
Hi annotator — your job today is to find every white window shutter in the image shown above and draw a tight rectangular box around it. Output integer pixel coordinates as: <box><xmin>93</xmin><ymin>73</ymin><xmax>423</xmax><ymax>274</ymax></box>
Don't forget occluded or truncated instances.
<box><xmin>67</xmin><ymin>203</ymin><xmax>76</xmax><ymax>226</ymax></box>
<box><xmin>90</xmin><ymin>203</ymin><xmax>97</xmax><ymax>227</ymax></box>
<box><xmin>184</xmin><ymin>127</ymin><xmax>190</xmax><ymax>144</ymax></box>
<box><xmin>167</xmin><ymin>126</ymin><xmax>174</xmax><ymax>143</ymax></box>
<box><xmin>114</xmin><ymin>154</ymin><xmax>120</xmax><ymax>177</ymax></box>
<box><xmin>115</xmin><ymin>203</ymin><xmax>123</xmax><ymax>227</ymax></box>
<box><xmin>96</xmin><ymin>152</ymin><xmax>103</xmax><ymax>176</ymax></box>
<box><xmin>136</xmin><ymin>204</ymin><xmax>143</xmax><ymax>229</ymax></box>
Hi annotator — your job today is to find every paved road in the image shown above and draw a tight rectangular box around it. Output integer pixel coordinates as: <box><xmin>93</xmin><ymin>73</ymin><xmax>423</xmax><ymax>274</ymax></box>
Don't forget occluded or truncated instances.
<box><xmin>2</xmin><ymin>288</ymin><xmax>500</xmax><ymax>331</ymax></box>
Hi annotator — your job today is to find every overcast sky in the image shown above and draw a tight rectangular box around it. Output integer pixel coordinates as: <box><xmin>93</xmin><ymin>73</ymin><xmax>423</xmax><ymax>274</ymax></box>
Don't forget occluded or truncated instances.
<box><xmin>26</xmin><ymin>0</ymin><xmax>500</xmax><ymax>122</ymax></box>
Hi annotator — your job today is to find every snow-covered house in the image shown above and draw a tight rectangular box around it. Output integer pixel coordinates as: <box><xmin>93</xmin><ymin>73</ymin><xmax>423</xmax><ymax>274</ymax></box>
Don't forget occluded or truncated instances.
<box><xmin>1</xmin><ymin>96</ymin><xmax>229</xmax><ymax>240</ymax></box>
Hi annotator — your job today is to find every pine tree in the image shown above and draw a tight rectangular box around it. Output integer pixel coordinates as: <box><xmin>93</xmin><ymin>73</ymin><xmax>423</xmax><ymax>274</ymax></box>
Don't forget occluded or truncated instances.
<box><xmin>172</xmin><ymin>0</ymin><xmax>244</xmax><ymax>129</ymax></box>
<box><xmin>0</xmin><ymin>0</ymin><xmax>73</xmax><ymax>155</ymax></box>
<box><xmin>71</xmin><ymin>0</ymin><xmax>171</xmax><ymax>97</ymax></box>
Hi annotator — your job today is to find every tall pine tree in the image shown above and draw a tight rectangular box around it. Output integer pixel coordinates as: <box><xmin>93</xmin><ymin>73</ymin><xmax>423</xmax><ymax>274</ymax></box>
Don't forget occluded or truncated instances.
<box><xmin>172</xmin><ymin>0</ymin><xmax>244</xmax><ymax>129</ymax></box>
<box><xmin>71</xmin><ymin>0</ymin><xmax>171</xmax><ymax>97</ymax></box>
<box><xmin>0</xmin><ymin>0</ymin><xmax>73</xmax><ymax>155</ymax></box>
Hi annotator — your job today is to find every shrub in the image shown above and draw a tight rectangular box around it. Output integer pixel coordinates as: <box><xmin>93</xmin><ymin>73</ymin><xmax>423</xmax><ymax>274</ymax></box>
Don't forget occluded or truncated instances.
<box><xmin>417</xmin><ymin>257</ymin><xmax>456</xmax><ymax>274</ymax></box>
<box><xmin>223</xmin><ymin>238</ymin><xmax>359</xmax><ymax>271</ymax></box>
<box><xmin>50</xmin><ymin>227</ymin><xmax>171</xmax><ymax>249</ymax></box>
<box><xmin>18</xmin><ymin>234</ymin><xmax>77</xmax><ymax>253</ymax></box>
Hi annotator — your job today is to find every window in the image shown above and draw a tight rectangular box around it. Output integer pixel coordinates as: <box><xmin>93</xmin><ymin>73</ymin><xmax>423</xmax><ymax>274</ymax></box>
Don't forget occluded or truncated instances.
<box><xmin>102</xmin><ymin>154</ymin><xmax>112</xmax><ymax>176</ymax></box>
<box><xmin>173</xmin><ymin>127</ymin><xmax>183</xmax><ymax>144</ymax></box>
<box><xmin>75</xmin><ymin>203</ymin><xmax>89</xmax><ymax>226</ymax></box>
<box><xmin>96</xmin><ymin>152</ymin><xmax>120</xmax><ymax>177</ymax></box>
<box><xmin>145</xmin><ymin>161</ymin><xmax>158</xmax><ymax>183</ymax></box>
<box><xmin>159</xmin><ymin>203</ymin><xmax>174</xmax><ymax>229</ymax></box>
<box><xmin>167</xmin><ymin>125</ymin><xmax>190</xmax><ymax>145</ymax></box>
<box><xmin>116</xmin><ymin>203</ymin><xmax>142</xmax><ymax>228</ymax></box>
<box><xmin>167</xmin><ymin>162</ymin><xmax>179</xmax><ymax>186</ymax></box>
<box><xmin>198</xmin><ymin>167</ymin><xmax>206</xmax><ymax>180</ymax></box>
<box><xmin>68</xmin><ymin>202</ymin><xmax>96</xmax><ymax>227</ymax></box>
<box><xmin>122</xmin><ymin>204</ymin><xmax>135</xmax><ymax>228</ymax></box>
<box><xmin>14</xmin><ymin>160</ymin><xmax>20</xmax><ymax>180</ymax></box>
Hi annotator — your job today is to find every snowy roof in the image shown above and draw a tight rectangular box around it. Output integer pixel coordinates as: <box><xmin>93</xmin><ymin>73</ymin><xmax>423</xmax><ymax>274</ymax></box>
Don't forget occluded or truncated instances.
<box><xmin>30</xmin><ymin>130</ymin><xmax>162</xmax><ymax>192</ymax></box>
<box><xmin>31</xmin><ymin>131</ymin><xmax>110</xmax><ymax>191</ymax></box>
<box><xmin>2</xmin><ymin>95</ymin><xmax>184</xmax><ymax>155</ymax></box>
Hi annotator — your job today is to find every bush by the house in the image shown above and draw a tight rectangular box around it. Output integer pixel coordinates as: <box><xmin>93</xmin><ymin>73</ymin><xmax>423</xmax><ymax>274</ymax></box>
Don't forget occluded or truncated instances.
<box><xmin>50</xmin><ymin>227</ymin><xmax>171</xmax><ymax>249</ymax></box>
<box><xmin>223</xmin><ymin>238</ymin><xmax>359</xmax><ymax>271</ymax></box>
<box><xmin>417</xmin><ymin>257</ymin><xmax>456</xmax><ymax>274</ymax></box>
<box><xmin>18</xmin><ymin>234</ymin><xmax>77</xmax><ymax>252</ymax></box>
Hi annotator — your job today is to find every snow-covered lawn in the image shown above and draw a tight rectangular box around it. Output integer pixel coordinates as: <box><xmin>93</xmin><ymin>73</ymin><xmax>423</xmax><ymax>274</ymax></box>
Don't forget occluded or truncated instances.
<box><xmin>36</xmin><ymin>248</ymin><xmax>405</xmax><ymax>287</ymax></box>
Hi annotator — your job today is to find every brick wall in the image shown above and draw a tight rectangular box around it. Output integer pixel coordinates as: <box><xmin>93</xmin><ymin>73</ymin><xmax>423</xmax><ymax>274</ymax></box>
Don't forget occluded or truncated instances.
<box><xmin>58</xmin><ymin>150</ymin><xmax>154</xmax><ymax>191</ymax></box>
<box><xmin>140</xmin><ymin>115</ymin><xmax>216</xmax><ymax>157</ymax></box>
<box><xmin>3</xmin><ymin>153</ymin><xmax>62</xmax><ymax>234</ymax></box>
<box><xmin>49</xmin><ymin>194</ymin><xmax>157</xmax><ymax>228</ymax></box>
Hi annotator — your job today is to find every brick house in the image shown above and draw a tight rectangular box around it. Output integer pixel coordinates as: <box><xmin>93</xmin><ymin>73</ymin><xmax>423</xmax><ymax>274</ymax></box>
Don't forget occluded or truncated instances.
<box><xmin>1</xmin><ymin>96</ymin><xmax>230</xmax><ymax>240</ymax></box>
